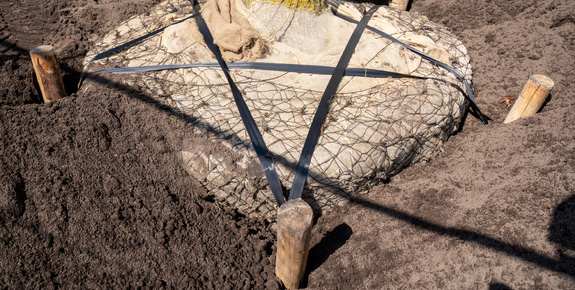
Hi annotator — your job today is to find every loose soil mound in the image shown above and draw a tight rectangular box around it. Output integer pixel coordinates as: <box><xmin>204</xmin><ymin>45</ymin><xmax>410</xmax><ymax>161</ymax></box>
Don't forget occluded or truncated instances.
<box><xmin>1</xmin><ymin>0</ymin><xmax>574</xmax><ymax>288</ymax></box>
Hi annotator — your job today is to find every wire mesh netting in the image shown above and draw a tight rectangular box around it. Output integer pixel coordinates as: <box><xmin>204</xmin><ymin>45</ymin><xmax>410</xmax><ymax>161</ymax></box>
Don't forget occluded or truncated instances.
<box><xmin>83</xmin><ymin>0</ymin><xmax>473</xmax><ymax>220</ymax></box>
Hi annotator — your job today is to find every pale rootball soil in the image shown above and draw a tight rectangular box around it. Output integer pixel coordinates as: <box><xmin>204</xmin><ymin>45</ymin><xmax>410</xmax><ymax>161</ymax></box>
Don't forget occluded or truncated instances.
<box><xmin>83</xmin><ymin>0</ymin><xmax>474</xmax><ymax>220</ymax></box>
<box><xmin>1</xmin><ymin>0</ymin><xmax>574</xmax><ymax>288</ymax></box>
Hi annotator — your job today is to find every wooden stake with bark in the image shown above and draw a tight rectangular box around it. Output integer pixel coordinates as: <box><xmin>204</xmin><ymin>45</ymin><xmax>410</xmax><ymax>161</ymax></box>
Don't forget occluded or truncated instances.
<box><xmin>30</xmin><ymin>45</ymin><xmax>66</xmax><ymax>102</ymax></box>
<box><xmin>275</xmin><ymin>198</ymin><xmax>313</xmax><ymax>289</ymax></box>
<box><xmin>389</xmin><ymin>0</ymin><xmax>409</xmax><ymax>10</ymax></box>
<box><xmin>504</xmin><ymin>75</ymin><xmax>554</xmax><ymax>124</ymax></box>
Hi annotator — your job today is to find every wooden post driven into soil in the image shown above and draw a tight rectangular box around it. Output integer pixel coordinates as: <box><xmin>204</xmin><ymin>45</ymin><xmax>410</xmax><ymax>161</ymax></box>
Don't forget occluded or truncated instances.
<box><xmin>504</xmin><ymin>75</ymin><xmax>554</xmax><ymax>124</ymax></box>
<box><xmin>275</xmin><ymin>198</ymin><xmax>313</xmax><ymax>289</ymax></box>
<box><xmin>389</xmin><ymin>0</ymin><xmax>409</xmax><ymax>10</ymax></box>
<box><xmin>29</xmin><ymin>45</ymin><xmax>66</xmax><ymax>103</ymax></box>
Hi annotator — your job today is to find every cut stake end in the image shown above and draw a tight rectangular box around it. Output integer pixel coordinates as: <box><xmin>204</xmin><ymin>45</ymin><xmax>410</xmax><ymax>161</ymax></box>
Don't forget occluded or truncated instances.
<box><xmin>275</xmin><ymin>198</ymin><xmax>313</xmax><ymax>289</ymax></box>
<box><xmin>504</xmin><ymin>75</ymin><xmax>554</xmax><ymax>124</ymax></box>
<box><xmin>390</xmin><ymin>0</ymin><xmax>409</xmax><ymax>10</ymax></box>
<box><xmin>30</xmin><ymin>45</ymin><xmax>66</xmax><ymax>103</ymax></box>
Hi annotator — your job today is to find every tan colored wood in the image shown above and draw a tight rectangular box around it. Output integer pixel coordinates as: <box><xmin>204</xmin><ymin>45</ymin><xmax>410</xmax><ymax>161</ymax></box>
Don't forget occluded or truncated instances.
<box><xmin>389</xmin><ymin>0</ymin><xmax>409</xmax><ymax>11</ymax></box>
<box><xmin>504</xmin><ymin>75</ymin><xmax>554</xmax><ymax>124</ymax></box>
<box><xmin>275</xmin><ymin>198</ymin><xmax>314</xmax><ymax>289</ymax></box>
<box><xmin>29</xmin><ymin>45</ymin><xmax>66</xmax><ymax>102</ymax></box>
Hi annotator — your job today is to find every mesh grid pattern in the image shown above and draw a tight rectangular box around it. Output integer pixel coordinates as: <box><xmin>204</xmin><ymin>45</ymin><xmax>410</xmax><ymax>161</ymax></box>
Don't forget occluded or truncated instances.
<box><xmin>83</xmin><ymin>0</ymin><xmax>472</xmax><ymax>219</ymax></box>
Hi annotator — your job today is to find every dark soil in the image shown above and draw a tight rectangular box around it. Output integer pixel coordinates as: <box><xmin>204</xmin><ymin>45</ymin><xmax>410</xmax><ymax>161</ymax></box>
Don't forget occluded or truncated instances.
<box><xmin>1</xmin><ymin>0</ymin><xmax>574</xmax><ymax>288</ymax></box>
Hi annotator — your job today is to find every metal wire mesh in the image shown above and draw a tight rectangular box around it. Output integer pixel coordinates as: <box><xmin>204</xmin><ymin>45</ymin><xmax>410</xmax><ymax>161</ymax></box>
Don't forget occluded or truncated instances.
<box><xmin>83</xmin><ymin>0</ymin><xmax>472</xmax><ymax>219</ymax></box>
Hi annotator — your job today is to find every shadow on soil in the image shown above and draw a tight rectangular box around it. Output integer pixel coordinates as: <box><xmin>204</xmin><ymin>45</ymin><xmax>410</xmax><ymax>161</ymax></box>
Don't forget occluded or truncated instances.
<box><xmin>549</xmin><ymin>195</ymin><xmax>575</xmax><ymax>261</ymax></box>
<box><xmin>354</xmin><ymin>196</ymin><xmax>575</xmax><ymax>279</ymax></box>
<box><xmin>308</xmin><ymin>223</ymin><xmax>353</xmax><ymax>272</ymax></box>
<box><xmin>303</xmin><ymin>223</ymin><xmax>353</xmax><ymax>288</ymax></box>
<box><xmin>79</xmin><ymin>67</ymin><xmax>575</xmax><ymax>279</ymax></box>
<box><xmin>60</xmin><ymin>52</ymin><xmax>573</xmax><ymax>282</ymax></box>
<box><xmin>0</xmin><ymin>41</ymin><xmax>30</xmax><ymax>65</ymax></box>
<box><xmin>489</xmin><ymin>282</ymin><xmax>513</xmax><ymax>290</ymax></box>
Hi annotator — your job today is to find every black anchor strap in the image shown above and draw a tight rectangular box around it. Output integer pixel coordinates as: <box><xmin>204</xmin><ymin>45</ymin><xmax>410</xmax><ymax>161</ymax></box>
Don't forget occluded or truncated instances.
<box><xmin>288</xmin><ymin>5</ymin><xmax>379</xmax><ymax>200</ymax></box>
<box><xmin>87</xmin><ymin>62</ymin><xmax>428</xmax><ymax>80</ymax></box>
<box><xmin>332</xmin><ymin>12</ymin><xmax>487</xmax><ymax>125</ymax></box>
<box><xmin>193</xmin><ymin>3</ymin><xmax>379</xmax><ymax>205</ymax></box>
<box><xmin>191</xmin><ymin>5</ymin><xmax>287</xmax><ymax>206</ymax></box>
<box><xmin>83</xmin><ymin>14</ymin><xmax>199</xmax><ymax>68</ymax></box>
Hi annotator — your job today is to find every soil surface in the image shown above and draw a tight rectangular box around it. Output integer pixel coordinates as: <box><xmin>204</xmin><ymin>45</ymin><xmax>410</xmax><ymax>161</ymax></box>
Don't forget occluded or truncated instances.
<box><xmin>1</xmin><ymin>0</ymin><xmax>574</xmax><ymax>288</ymax></box>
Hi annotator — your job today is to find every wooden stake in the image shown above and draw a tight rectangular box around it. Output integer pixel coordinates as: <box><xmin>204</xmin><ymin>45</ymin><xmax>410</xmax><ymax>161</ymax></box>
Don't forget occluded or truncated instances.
<box><xmin>29</xmin><ymin>45</ymin><xmax>66</xmax><ymax>103</ymax></box>
<box><xmin>389</xmin><ymin>0</ymin><xmax>409</xmax><ymax>11</ymax></box>
<box><xmin>504</xmin><ymin>75</ymin><xmax>554</xmax><ymax>124</ymax></box>
<box><xmin>275</xmin><ymin>198</ymin><xmax>313</xmax><ymax>289</ymax></box>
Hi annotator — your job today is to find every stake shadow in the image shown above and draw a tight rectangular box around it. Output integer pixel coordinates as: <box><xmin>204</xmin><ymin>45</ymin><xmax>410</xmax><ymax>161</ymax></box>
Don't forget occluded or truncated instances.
<box><xmin>538</xmin><ymin>93</ymin><xmax>553</xmax><ymax>113</ymax></box>
<box><xmin>489</xmin><ymin>282</ymin><xmax>513</xmax><ymax>290</ymax></box>
<box><xmin>307</xmin><ymin>223</ymin><xmax>353</xmax><ymax>272</ymax></box>
<box><xmin>302</xmin><ymin>223</ymin><xmax>353</xmax><ymax>287</ymax></box>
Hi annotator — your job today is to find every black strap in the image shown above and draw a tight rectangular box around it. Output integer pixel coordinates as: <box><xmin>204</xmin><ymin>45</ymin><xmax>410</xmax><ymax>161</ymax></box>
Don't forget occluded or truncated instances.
<box><xmin>288</xmin><ymin>5</ymin><xmax>379</xmax><ymax>200</ymax></box>
<box><xmin>333</xmin><ymin>12</ymin><xmax>487</xmax><ymax>125</ymax></box>
<box><xmin>191</xmin><ymin>6</ymin><xmax>286</xmax><ymax>206</ymax></box>
<box><xmin>79</xmin><ymin>13</ymin><xmax>199</xmax><ymax>89</ymax></box>
<box><xmin>191</xmin><ymin>5</ymin><xmax>379</xmax><ymax>203</ymax></box>
<box><xmin>83</xmin><ymin>14</ymin><xmax>199</xmax><ymax>67</ymax></box>
<box><xmin>86</xmin><ymin>62</ymin><xmax>427</xmax><ymax>80</ymax></box>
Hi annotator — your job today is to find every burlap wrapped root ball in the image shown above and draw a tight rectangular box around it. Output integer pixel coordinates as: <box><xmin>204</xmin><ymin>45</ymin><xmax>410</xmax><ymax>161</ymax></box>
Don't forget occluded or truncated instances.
<box><xmin>82</xmin><ymin>0</ymin><xmax>473</xmax><ymax>220</ymax></box>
